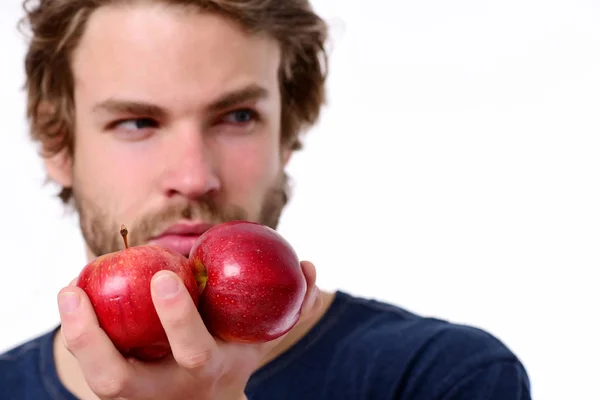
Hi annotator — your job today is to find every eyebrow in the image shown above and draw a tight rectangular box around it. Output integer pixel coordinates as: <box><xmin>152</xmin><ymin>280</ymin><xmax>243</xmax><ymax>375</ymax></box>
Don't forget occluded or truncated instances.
<box><xmin>207</xmin><ymin>84</ymin><xmax>268</xmax><ymax>112</ymax></box>
<box><xmin>93</xmin><ymin>99</ymin><xmax>166</xmax><ymax>119</ymax></box>
<box><xmin>92</xmin><ymin>84</ymin><xmax>269</xmax><ymax>118</ymax></box>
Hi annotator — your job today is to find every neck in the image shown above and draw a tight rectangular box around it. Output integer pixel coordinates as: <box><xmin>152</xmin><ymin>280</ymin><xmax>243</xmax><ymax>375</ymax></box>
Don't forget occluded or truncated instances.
<box><xmin>53</xmin><ymin>290</ymin><xmax>336</xmax><ymax>399</ymax></box>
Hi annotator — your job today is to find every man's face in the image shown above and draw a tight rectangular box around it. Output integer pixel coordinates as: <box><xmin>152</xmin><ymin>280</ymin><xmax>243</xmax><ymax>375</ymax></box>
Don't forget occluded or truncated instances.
<box><xmin>47</xmin><ymin>4</ymin><xmax>290</xmax><ymax>259</ymax></box>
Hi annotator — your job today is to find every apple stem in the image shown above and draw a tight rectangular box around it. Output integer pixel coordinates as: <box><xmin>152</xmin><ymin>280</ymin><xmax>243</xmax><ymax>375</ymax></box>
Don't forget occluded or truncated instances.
<box><xmin>120</xmin><ymin>224</ymin><xmax>129</xmax><ymax>249</ymax></box>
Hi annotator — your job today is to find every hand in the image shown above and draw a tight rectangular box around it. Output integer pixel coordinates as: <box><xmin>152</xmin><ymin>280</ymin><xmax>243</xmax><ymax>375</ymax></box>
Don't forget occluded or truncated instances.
<box><xmin>57</xmin><ymin>260</ymin><xmax>322</xmax><ymax>400</ymax></box>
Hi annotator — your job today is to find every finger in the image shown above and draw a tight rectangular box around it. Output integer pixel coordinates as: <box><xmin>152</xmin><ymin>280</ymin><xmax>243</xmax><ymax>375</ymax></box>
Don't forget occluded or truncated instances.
<box><xmin>151</xmin><ymin>271</ymin><xmax>222</xmax><ymax>376</ymax></box>
<box><xmin>57</xmin><ymin>286</ymin><xmax>137</xmax><ymax>399</ymax></box>
<box><xmin>299</xmin><ymin>261</ymin><xmax>323</xmax><ymax>320</ymax></box>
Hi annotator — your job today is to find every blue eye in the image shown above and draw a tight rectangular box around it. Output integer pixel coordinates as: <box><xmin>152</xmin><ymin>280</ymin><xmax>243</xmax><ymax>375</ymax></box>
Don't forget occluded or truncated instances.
<box><xmin>223</xmin><ymin>109</ymin><xmax>257</xmax><ymax>124</ymax></box>
<box><xmin>108</xmin><ymin>118</ymin><xmax>158</xmax><ymax>141</ymax></box>
<box><xmin>115</xmin><ymin>118</ymin><xmax>158</xmax><ymax>130</ymax></box>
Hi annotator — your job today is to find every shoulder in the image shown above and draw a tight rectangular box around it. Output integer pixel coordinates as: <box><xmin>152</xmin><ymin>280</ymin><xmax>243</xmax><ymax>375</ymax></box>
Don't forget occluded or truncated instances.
<box><xmin>0</xmin><ymin>336</ymin><xmax>43</xmax><ymax>376</ymax></box>
<box><xmin>0</xmin><ymin>329</ymin><xmax>58</xmax><ymax>399</ymax></box>
<box><xmin>333</xmin><ymin>292</ymin><xmax>532</xmax><ymax>399</ymax></box>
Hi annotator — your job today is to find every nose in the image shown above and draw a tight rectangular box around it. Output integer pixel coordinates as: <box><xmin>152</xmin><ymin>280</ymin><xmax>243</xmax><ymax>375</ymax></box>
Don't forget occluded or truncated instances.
<box><xmin>160</xmin><ymin>128</ymin><xmax>221</xmax><ymax>200</ymax></box>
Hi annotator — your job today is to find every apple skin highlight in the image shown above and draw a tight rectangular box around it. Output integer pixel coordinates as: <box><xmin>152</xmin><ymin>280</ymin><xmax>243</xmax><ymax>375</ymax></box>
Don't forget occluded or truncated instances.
<box><xmin>189</xmin><ymin>220</ymin><xmax>307</xmax><ymax>343</ymax></box>
<box><xmin>75</xmin><ymin>221</ymin><xmax>306</xmax><ymax>361</ymax></box>
<box><xmin>76</xmin><ymin>227</ymin><xmax>201</xmax><ymax>361</ymax></box>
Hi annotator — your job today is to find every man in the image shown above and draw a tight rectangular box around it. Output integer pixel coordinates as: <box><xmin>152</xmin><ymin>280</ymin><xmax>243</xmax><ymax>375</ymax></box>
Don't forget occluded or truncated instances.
<box><xmin>1</xmin><ymin>0</ymin><xmax>532</xmax><ymax>399</ymax></box>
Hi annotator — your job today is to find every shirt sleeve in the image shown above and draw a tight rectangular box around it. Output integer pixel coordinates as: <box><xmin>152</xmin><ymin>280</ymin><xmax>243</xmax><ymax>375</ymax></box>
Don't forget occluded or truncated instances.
<box><xmin>438</xmin><ymin>360</ymin><xmax>532</xmax><ymax>400</ymax></box>
<box><xmin>391</xmin><ymin>323</ymin><xmax>533</xmax><ymax>400</ymax></box>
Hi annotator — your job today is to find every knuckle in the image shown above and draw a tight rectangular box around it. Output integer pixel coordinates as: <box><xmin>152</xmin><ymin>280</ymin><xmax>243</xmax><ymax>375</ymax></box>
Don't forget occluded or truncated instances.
<box><xmin>157</xmin><ymin>299</ymin><xmax>191</xmax><ymax>328</ymax></box>
<box><xmin>63</xmin><ymin>329</ymin><xmax>94</xmax><ymax>352</ymax></box>
<box><xmin>89</xmin><ymin>373</ymin><xmax>130</xmax><ymax>398</ymax></box>
<box><xmin>177</xmin><ymin>347</ymin><xmax>214</xmax><ymax>370</ymax></box>
<box><xmin>164</xmin><ymin>311</ymin><xmax>189</xmax><ymax>330</ymax></box>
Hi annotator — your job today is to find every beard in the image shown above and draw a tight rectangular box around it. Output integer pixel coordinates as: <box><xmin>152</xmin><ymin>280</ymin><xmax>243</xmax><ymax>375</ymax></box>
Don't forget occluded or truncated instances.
<box><xmin>72</xmin><ymin>172</ymin><xmax>291</xmax><ymax>258</ymax></box>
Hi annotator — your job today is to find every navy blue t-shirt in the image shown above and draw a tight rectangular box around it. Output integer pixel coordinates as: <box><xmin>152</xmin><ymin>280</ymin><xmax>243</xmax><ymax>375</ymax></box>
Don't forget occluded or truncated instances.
<box><xmin>0</xmin><ymin>291</ymin><xmax>531</xmax><ymax>399</ymax></box>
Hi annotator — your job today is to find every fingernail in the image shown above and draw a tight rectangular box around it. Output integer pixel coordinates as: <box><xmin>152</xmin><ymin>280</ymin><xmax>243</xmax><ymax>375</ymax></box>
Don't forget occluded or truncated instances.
<box><xmin>58</xmin><ymin>292</ymin><xmax>80</xmax><ymax>314</ymax></box>
<box><xmin>310</xmin><ymin>286</ymin><xmax>322</xmax><ymax>312</ymax></box>
<box><xmin>154</xmin><ymin>273</ymin><xmax>180</xmax><ymax>299</ymax></box>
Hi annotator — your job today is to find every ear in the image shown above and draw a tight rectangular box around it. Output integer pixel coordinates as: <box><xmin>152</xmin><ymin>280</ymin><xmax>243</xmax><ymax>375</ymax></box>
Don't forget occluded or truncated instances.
<box><xmin>44</xmin><ymin>149</ymin><xmax>73</xmax><ymax>189</ymax></box>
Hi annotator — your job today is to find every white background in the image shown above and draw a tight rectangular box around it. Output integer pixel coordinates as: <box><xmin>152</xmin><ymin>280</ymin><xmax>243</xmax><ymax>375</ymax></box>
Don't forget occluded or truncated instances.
<box><xmin>1</xmin><ymin>1</ymin><xmax>598</xmax><ymax>399</ymax></box>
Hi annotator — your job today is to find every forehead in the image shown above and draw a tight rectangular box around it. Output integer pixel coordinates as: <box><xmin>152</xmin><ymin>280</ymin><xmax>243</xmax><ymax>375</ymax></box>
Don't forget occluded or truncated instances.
<box><xmin>71</xmin><ymin>3</ymin><xmax>282</xmax><ymax>108</ymax></box>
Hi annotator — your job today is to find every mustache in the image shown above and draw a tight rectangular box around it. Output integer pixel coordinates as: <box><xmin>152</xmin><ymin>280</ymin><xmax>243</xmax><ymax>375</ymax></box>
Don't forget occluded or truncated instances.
<box><xmin>126</xmin><ymin>199</ymin><xmax>248</xmax><ymax>245</ymax></box>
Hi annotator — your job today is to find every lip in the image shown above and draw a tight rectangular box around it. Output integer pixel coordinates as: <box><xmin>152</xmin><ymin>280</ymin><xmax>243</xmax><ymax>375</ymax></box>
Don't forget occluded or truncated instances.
<box><xmin>148</xmin><ymin>222</ymin><xmax>215</xmax><ymax>257</ymax></box>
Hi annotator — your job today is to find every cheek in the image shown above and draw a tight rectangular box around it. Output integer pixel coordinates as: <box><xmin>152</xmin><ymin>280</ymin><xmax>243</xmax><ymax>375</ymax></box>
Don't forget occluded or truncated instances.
<box><xmin>221</xmin><ymin>139</ymin><xmax>280</xmax><ymax>199</ymax></box>
<box><xmin>73</xmin><ymin>133</ymin><xmax>160</xmax><ymax>210</ymax></box>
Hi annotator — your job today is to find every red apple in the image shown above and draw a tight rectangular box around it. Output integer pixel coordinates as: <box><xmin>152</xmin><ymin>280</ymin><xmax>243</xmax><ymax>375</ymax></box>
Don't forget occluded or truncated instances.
<box><xmin>76</xmin><ymin>225</ymin><xmax>201</xmax><ymax>361</ymax></box>
<box><xmin>189</xmin><ymin>220</ymin><xmax>307</xmax><ymax>343</ymax></box>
